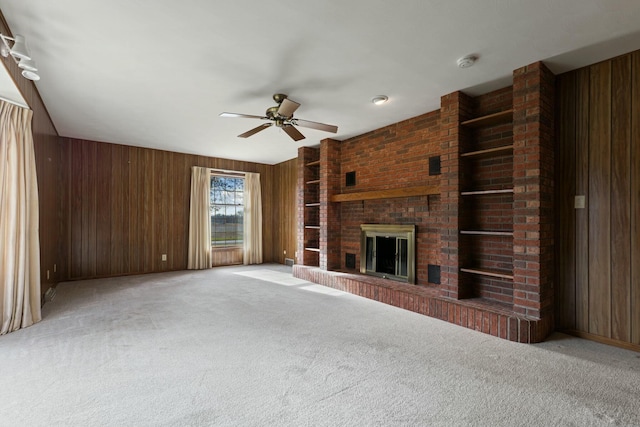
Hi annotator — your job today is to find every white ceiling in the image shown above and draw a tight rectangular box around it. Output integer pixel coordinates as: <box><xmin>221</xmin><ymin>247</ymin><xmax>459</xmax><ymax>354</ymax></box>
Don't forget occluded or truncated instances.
<box><xmin>1</xmin><ymin>1</ymin><xmax>639</xmax><ymax>165</ymax></box>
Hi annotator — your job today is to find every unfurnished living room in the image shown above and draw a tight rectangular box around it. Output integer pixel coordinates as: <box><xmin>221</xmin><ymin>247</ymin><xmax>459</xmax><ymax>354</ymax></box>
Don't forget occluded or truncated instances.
<box><xmin>1</xmin><ymin>1</ymin><xmax>639</xmax><ymax>426</ymax></box>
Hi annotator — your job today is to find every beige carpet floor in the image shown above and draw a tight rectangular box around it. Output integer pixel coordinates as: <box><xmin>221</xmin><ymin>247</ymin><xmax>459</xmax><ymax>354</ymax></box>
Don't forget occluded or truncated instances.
<box><xmin>1</xmin><ymin>264</ymin><xmax>639</xmax><ymax>426</ymax></box>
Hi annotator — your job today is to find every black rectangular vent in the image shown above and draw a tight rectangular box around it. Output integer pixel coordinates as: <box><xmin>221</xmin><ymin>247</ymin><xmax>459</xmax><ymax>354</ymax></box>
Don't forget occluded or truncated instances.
<box><xmin>345</xmin><ymin>253</ymin><xmax>356</xmax><ymax>269</ymax></box>
<box><xmin>345</xmin><ymin>171</ymin><xmax>356</xmax><ymax>187</ymax></box>
<box><xmin>428</xmin><ymin>264</ymin><xmax>441</xmax><ymax>284</ymax></box>
<box><xmin>429</xmin><ymin>156</ymin><xmax>441</xmax><ymax>176</ymax></box>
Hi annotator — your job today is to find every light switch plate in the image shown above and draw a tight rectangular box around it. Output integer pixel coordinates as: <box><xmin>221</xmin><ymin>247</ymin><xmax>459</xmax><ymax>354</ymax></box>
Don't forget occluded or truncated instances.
<box><xmin>574</xmin><ymin>195</ymin><xmax>586</xmax><ymax>209</ymax></box>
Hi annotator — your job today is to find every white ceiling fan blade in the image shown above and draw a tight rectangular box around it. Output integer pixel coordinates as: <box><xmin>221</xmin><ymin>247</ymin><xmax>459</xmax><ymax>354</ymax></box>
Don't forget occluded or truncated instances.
<box><xmin>220</xmin><ymin>112</ymin><xmax>267</xmax><ymax>119</ymax></box>
<box><xmin>277</xmin><ymin>98</ymin><xmax>300</xmax><ymax>118</ymax></box>
<box><xmin>294</xmin><ymin>119</ymin><xmax>338</xmax><ymax>134</ymax></box>
<box><xmin>238</xmin><ymin>123</ymin><xmax>272</xmax><ymax>138</ymax></box>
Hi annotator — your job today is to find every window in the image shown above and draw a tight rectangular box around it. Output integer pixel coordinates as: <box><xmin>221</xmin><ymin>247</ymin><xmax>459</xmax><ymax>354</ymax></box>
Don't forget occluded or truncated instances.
<box><xmin>210</xmin><ymin>175</ymin><xmax>244</xmax><ymax>247</ymax></box>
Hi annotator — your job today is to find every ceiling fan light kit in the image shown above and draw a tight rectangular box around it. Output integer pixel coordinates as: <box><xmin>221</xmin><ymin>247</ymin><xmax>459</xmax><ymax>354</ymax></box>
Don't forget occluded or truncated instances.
<box><xmin>0</xmin><ymin>33</ymin><xmax>41</xmax><ymax>81</ymax></box>
<box><xmin>220</xmin><ymin>94</ymin><xmax>338</xmax><ymax>142</ymax></box>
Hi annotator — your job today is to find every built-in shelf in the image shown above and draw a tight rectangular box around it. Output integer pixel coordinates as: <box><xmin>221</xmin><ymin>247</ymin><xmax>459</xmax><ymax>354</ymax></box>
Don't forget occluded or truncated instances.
<box><xmin>461</xmin><ymin>109</ymin><xmax>513</xmax><ymax>128</ymax></box>
<box><xmin>460</xmin><ymin>145</ymin><xmax>513</xmax><ymax>158</ymax></box>
<box><xmin>304</xmin><ymin>247</ymin><xmax>320</xmax><ymax>252</ymax></box>
<box><xmin>331</xmin><ymin>185</ymin><xmax>439</xmax><ymax>202</ymax></box>
<box><xmin>460</xmin><ymin>267</ymin><xmax>514</xmax><ymax>280</ymax></box>
<box><xmin>305</xmin><ymin>202</ymin><xmax>320</xmax><ymax>207</ymax></box>
<box><xmin>306</xmin><ymin>160</ymin><xmax>320</xmax><ymax>166</ymax></box>
<box><xmin>306</xmin><ymin>179</ymin><xmax>320</xmax><ymax>185</ymax></box>
<box><xmin>305</xmin><ymin>225</ymin><xmax>320</xmax><ymax>229</ymax></box>
<box><xmin>460</xmin><ymin>188</ymin><xmax>514</xmax><ymax>196</ymax></box>
<box><xmin>460</xmin><ymin>230</ymin><xmax>514</xmax><ymax>236</ymax></box>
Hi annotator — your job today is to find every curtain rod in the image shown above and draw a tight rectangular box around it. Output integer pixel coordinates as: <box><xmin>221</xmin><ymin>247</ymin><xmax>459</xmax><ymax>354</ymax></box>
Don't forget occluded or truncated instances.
<box><xmin>210</xmin><ymin>168</ymin><xmax>246</xmax><ymax>177</ymax></box>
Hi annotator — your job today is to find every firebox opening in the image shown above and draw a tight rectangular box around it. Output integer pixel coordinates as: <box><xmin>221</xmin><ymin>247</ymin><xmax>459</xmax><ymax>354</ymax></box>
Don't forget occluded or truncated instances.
<box><xmin>361</xmin><ymin>224</ymin><xmax>415</xmax><ymax>284</ymax></box>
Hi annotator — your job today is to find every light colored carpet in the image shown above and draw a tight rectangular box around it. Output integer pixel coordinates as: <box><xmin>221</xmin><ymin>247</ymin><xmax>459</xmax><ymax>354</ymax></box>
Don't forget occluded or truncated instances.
<box><xmin>1</xmin><ymin>264</ymin><xmax>639</xmax><ymax>427</ymax></box>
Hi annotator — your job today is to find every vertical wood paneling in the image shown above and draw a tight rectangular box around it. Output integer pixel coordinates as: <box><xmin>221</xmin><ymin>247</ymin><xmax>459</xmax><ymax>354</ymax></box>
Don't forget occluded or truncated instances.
<box><xmin>557</xmin><ymin>49</ymin><xmax>640</xmax><ymax>349</ymax></box>
<box><xmin>129</xmin><ymin>147</ymin><xmax>142</xmax><ymax>273</ymax></box>
<box><xmin>587</xmin><ymin>61</ymin><xmax>612</xmax><ymax>337</ymax></box>
<box><xmin>59</xmin><ymin>139</ymin><xmax>70</xmax><ymax>281</ymax></box>
<box><xmin>610</xmin><ymin>55</ymin><xmax>631</xmax><ymax>342</ymax></box>
<box><xmin>555</xmin><ymin>73</ymin><xmax>576</xmax><ymax>329</ymax></box>
<box><xmin>110</xmin><ymin>144</ymin><xmax>124</xmax><ymax>273</ymax></box>
<box><xmin>61</xmin><ymin>138</ymin><xmax>295</xmax><ymax>279</ymax></box>
<box><xmin>70</xmin><ymin>140</ymin><xmax>83</xmax><ymax>278</ymax></box>
<box><xmin>632</xmin><ymin>51</ymin><xmax>640</xmax><ymax>345</ymax></box>
<box><xmin>154</xmin><ymin>150</ymin><xmax>169</xmax><ymax>271</ymax></box>
<box><xmin>173</xmin><ymin>153</ymin><xmax>190</xmax><ymax>269</ymax></box>
<box><xmin>141</xmin><ymin>149</ymin><xmax>154</xmax><ymax>272</ymax></box>
<box><xmin>121</xmin><ymin>146</ymin><xmax>132</xmax><ymax>273</ymax></box>
<box><xmin>80</xmin><ymin>142</ymin><xmax>90</xmax><ymax>277</ymax></box>
<box><xmin>272</xmin><ymin>158</ymin><xmax>298</xmax><ymax>264</ymax></box>
<box><xmin>96</xmin><ymin>143</ymin><xmax>112</xmax><ymax>276</ymax></box>
<box><xmin>575</xmin><ymin>67</ymin><xmax>590</xmax><ymax>333</ymax></box>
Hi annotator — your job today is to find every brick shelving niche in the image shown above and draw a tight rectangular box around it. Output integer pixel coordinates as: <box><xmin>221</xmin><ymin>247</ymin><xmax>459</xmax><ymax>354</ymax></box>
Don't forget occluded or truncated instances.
<box><xmin>459</xmin><ymin>108</ymin><xmax>515</xmax><ymax>306</ymax></box>
<box><xmin>297</xmin><ymin>146</ymin><xmax>320</xmax><ymax>267</ymax></box>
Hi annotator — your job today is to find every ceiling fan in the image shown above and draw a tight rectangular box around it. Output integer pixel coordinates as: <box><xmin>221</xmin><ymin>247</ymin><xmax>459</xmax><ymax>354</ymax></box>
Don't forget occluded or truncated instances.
<box><xmin>219</xmin><ymin>94</ymin><xmax>338</xmax><ymax>141</ymax></box>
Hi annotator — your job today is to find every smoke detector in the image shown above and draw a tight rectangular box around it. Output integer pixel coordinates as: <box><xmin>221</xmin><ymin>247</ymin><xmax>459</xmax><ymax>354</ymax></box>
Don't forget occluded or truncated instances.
<box><xmin>457</xmin><ymin>55</ymin><xmax>477</xmax><ymax>68</ymax></box>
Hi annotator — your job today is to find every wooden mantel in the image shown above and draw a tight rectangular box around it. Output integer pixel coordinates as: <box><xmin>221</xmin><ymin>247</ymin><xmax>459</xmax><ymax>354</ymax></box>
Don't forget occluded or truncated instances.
<box><xmin>330</xmin><ymin>185</ymin><xmax>439</xmax><ymax>202</ymax></box>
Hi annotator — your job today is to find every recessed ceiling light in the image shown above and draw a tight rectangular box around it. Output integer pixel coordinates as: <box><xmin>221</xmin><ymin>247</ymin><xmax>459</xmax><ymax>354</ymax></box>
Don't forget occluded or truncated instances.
<box><xmin>372</xmin><ymin>95</ymin><xmax>388</xmax><ymax>105</ymax></box>
<box><xmin>457</xmin><ymin>54</ymin><xmax>477</xmax><ymax>68</ymax></box>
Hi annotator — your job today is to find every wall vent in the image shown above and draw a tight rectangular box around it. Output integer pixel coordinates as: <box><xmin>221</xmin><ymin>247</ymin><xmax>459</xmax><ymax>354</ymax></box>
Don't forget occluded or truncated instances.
<box><xmin>345</xmin><ymin>171</ymin><xmax>356</xmax><ymax>187</ymax></box>
<box><xmin>429</xmin><ymin>156</ymin><xmax>441</xmax><ymax>175</ymax></box>
<box><xmin>428</xmin><ymin>264</ymin><xmax>441</xmax><ymax>284</ymax></box>
<box><xmin>284</xmin><ymin>258</ymin><xmax>294</xmax><ymax>266</ymax></box>
<box><xmin>345</xmin><ymin>253</ymin><xmax>356</xmax><ymax>269</ymax></box>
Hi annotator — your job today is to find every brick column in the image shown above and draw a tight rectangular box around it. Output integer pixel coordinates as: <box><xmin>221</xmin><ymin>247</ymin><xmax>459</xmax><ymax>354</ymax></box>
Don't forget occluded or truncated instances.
<box><xmin>320</xmin><ymin>138</ymin><xmax>341</xmax><ymax>271</ymax></box>
<box><xmin>439</xmin><ymin>91</ymin><xmax>474</xmax><ymax>299</ymax></box>
<box><xmin>512</xmin><ymin>62</ymin><xmax>555</xmax><ymax>337</ymax></box>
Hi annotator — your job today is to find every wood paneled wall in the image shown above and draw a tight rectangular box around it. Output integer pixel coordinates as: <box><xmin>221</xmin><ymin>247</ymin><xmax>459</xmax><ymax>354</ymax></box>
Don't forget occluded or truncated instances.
<box><xmin>272</xmin><ymin>158</ymin><xmax>298</xmax><ymax>264</ymax></box>
<box><xmin>0</xmin><ymin>14</ymin><xmax>64</xmax><ymax>293</ymax></box>
<box><xmin>62</xmin><ymin>138</ymin><xmax>298</xmax><ymax>279</ymax></box>
<box><xmin>556</xmin><ymin>50</ymin><xmax>640</xmax><ymax>348</ymax></box>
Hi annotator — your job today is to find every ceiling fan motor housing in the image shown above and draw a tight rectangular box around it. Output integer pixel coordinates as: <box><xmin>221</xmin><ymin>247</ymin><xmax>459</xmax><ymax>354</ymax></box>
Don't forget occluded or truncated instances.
<box><xmin>266</xmin><ymin>106</ymin><xmax>280</xmax><ymax>119</ymax></box>
<box><xmin>272</xmin><ymin>93</ymin><xmax>288</xmax><ymax>104</ymax></box>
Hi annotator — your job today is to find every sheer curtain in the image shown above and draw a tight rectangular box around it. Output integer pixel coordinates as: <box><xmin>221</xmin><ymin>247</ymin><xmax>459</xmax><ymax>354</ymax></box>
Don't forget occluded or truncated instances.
<box><xmin>0</xmin><ymin>101</ymin><xmax>41</xmax><ymax>335</ymax></box>
<box><xmin>187</xmin><ymin>166</ymin><xmax>212</xmax><ymax>269</ymax></box>
<box><xmin>243</xmin><ymin>172</ymin><xmax>263</xmax><ymax>265</ymax></box>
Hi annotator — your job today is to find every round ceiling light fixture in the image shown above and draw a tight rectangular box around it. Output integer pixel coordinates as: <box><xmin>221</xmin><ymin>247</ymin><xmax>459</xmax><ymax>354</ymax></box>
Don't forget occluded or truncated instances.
<box><xmin>372</xmin><ymin>95</ymin><xmax>388</xmax><ymax>105</ymax></box>
<box><xmin>457</xmin><ymin>54</ymin><xmax>478</xmax><ymax>69</ymax></box>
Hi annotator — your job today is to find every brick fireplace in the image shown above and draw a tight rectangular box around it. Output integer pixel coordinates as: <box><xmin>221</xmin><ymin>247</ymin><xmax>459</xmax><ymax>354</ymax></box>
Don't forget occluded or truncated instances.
<box><xmin>294</xmin><ymin>61</ymin><xmax>555</xmax><ymax>343</ymax></box>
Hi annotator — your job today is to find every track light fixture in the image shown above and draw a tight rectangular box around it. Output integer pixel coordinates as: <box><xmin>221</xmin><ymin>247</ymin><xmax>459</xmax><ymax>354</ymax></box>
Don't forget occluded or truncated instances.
<box><xmin>0</xmin><ymin>33</ymin><xmax>40</xmax><ymax>81</ymax></box>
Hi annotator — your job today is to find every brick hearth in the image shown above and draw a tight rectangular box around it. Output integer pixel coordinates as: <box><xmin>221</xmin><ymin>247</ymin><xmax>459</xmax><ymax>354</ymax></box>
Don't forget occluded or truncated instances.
<box><xmin>293</xmin><ymin>265</ymin><xmax>551</xmax><ymax>343</ymax></box>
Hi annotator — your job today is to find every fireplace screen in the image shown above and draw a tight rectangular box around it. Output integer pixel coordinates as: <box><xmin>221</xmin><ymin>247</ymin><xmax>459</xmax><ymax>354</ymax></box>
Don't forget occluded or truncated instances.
<box><xmin>360</xmin><ymin>224</ymin><xmax>415</xmax><ymax>284</ymax></box>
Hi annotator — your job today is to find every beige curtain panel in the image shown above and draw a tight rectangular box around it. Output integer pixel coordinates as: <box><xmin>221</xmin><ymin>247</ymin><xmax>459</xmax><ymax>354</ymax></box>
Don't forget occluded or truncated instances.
<box><xmin>0</xmin><ymin>101</ymin><xmax>41</xmax><ymax>335</ymax></box>
<box><xmin>243</xmin><ymin>172</ymin><xmax>263</xmax><ymax>265</ymax></box>
<box><xmin>187</xmin><ymin>166</ymin><xmax>212</xmax><ymax>269</ymax></box>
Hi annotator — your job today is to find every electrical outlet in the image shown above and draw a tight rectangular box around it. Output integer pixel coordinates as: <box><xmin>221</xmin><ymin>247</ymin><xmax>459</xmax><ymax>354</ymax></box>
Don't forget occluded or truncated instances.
<box><xmin>46</xmin><ymin>270</ymin><xmax>50</xmax><ymax>280</ymax></box>
<box><xmin>162</xmin><ymin>254</ymin><xmax>167</xmax><ymax>261</ymax></box>
<box><xmin>53</xmin><ymin>263</ymin><xmax>57</xmax><ymax>273</ymax></box>
<box><xmin>574</xmin><ymin>195</ymin><xmax>586</xmax><ymax>209</ymax></box>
